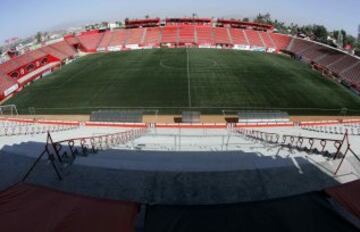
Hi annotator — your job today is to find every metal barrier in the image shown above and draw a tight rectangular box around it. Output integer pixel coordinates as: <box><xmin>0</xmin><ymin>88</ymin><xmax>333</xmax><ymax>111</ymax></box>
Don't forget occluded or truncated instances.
<box><xmin>301</xmin><ymin>125</ymin><xmax>360</xmax><ymax>136</ymax></box>
<box><xmin>22</xmin><ymin>127</ymin><xmax>149</xmax><ymax>181</ymax></box>
<box><xmin>0</xmin><ymin>123</ymin><xmax>78</xmax><ymax>137</ymax></box>
<box><xmin>236</xmin><ymin>128</ymin><xmax>360</xmax><ymax>175</ymax></box>
<box><xmin>90</xmin><ymin>110</ymin><xmax>143</xmax><ymax>122</ymax></box>
<box><xmin>237</xmin><ymin>110</ymin><xmax>290</xmax><ymax>123</ymax></box>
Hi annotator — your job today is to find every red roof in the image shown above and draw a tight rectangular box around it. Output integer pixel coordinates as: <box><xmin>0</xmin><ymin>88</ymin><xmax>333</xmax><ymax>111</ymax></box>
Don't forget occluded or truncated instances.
<box><xmin>325</xmin><ymin>180</ymin><xmax>360</xmax><ymax>220</ymax></box>
<box><xmin>217</xmin><ymin>19</ymin><xmax>274</xmax><ymax>30</ymax></box>
<box><xmin>0</xmin><ymin>184</ymin><xmax>139</xmax><ymax>232</ymax></box>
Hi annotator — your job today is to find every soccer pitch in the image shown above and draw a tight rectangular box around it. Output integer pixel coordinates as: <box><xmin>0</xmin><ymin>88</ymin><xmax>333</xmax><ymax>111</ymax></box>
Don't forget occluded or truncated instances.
<box><xmin>6</xmin><ymin>48</ymin><xmax>360</xmax><ymax>115</ymax></box>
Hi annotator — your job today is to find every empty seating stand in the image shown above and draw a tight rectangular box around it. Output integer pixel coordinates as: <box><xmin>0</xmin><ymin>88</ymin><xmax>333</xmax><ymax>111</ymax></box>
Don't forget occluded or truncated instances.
<box><xmin>328</xmin><ymin>56</ymin><xmax>359</xmax><ymax>74</ymax></box>
<box><xmin>196</xmin><ymin>26</ymin><xmax>214</xmax><ymax>45</ymax></box>
<box><xmin>214</xmin><ymin>27</ymin><xmax>231</xmax><ymax>45</ymax></box>
<box><xmin>40</xmin><ymin>46</ymin><xmax>68</xmax><ymax>61</ymax></box>
<box><xmin>288</xmin><ymin>39</ymin><xmax>313</xmax><ymax>54</ymax></box>
<box><xmin>126</xmin><ymin>28</ymin><xmax>145</xmax><ymax>45</ymax></box>
<box><xmin>230</xmin><ymin>29</ymin><xmax>248</xmax><ymax>45</ymax></box>
<box><xmin>50</xmin><ymin>41</ymin><xmax>77</xmax><ymax>58</ymax></box>
<box><xmin>342</xmin><ymin>63</ymin><xmax>360</xmax><ymax>88</ymax></box>
<box><xmin>179</xmin><ymin>25</ymin><xmax>195</xmax><ymax>44</ymax></box>
<box><xmin>269</xmin><ymin>33</ymin><xmax>291</xmax><ymax>50</ymax></box>
<box><xmin>144</xmin><ymin>27</ymin><xmax>161</xmax><ymax>46</ymax></box>
<box><xmin>161</xmin><ymin>26</ymin><xmax>178</xmax><ymax>44</ymax></box>
<box><xmin>0</xmin><ymin>73</ymin><xmax>17</xmax><ymax>97</ymax></box>
<box><xmin>258</xmin><ymin>31</ymin><xmax>274</xmax><ymax>48</ymax></box>
<box><xmin>97</xmin><ymin>31</ymin><xmax>113</xmax><ymax>51</ymax></box>
<box><xmin>244</xmin><ymin>30</ymin><xmax>263</xmax><ymax>47</ymax></box>
<box><xmin>78</xmin><ymin>33</ymin><xmax>103</xmax><ymax>52</ymax></box>
<box><xmin>301</xmin><ymin>44</ymin><xmax>328</xmax><ymax>61</ymax></box>
<box><xmin>108</xmin><ymin>29</ymin><xmax>128</xmax><ymax>49</ymax></box>
<box><xmin>316</xmin><ymin>51</ymin><xmax>345</xmax><ymax>67</ymax></box>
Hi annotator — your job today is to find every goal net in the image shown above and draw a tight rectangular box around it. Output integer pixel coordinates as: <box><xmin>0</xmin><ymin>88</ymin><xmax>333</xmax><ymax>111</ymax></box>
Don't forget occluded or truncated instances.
<box><xmin>0</xmin><ymin>105</ymin><xmax>18</xmax><ymax>116</ymax></box>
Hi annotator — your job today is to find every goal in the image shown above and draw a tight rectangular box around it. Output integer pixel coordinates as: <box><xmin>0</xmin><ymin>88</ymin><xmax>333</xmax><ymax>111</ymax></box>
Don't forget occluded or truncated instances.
<box><xmin>0</xmin><ymin>105</ymin><xmax>18</xmax><ymax>116</ymax></box>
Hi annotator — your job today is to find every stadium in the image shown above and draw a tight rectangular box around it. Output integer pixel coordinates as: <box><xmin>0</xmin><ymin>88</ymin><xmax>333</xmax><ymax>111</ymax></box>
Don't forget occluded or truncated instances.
<box><xmin>0</xmin><ymin>6</ymin><xmax>360</xmax><ymax>232</ymax></box>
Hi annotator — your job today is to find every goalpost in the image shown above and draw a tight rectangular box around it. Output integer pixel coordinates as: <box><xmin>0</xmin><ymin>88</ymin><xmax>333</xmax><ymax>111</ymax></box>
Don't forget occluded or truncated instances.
<box><xmin>0</xmin><ymin>105</ymin><xmax>19</xmax><ymax>116</ymax></box>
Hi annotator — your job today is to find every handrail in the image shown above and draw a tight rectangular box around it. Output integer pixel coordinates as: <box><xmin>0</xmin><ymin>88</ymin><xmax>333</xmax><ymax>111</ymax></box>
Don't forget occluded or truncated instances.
<box><xmin>22</xmin><ymin>127</ymin><xmax>149</xmax><ymax>181</ymax></box>
<box><xmin>236</xmin><ymin>128</ymin><xmax>360</xmax><ymax>175</ymax></box>
<box><xmin>237</xmin><ymin>128</ymin><xmax>343</xmax><ymax>154</ymax></box>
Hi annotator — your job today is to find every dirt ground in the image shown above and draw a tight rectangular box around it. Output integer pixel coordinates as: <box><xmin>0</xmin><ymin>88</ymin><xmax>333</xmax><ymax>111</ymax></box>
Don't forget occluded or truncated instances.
<box><xmin>12</xmin><ymin>114</ymin><xmax>360</xmax><ymax>123</ymax></box>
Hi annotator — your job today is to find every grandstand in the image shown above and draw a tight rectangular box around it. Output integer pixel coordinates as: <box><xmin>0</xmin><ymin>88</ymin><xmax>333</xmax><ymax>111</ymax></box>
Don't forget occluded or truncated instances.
<box><xmin>1</xmin><ymin>14</ymin><xmax>360</xmax><ymax>232</ymax></box>
<box><xmin>108</xmin><ymin>29</ymin><xmax>128</xmax><ymax>50</ymax></box>
<box><xmin>161</xmin><ymin>26</ymin><xmax>178</xmax><ymax>45</ymax></box>
<box><xmin>0</xmin><ymin>16</ymin><xmax>360</xmax><ymax>106</ymax></box>
<box><xmin>244</xmin><ymin>29</ymin><xmax>264</xmax><ymax>48</ymax></box>
<box><xmin>178</xmin><ymin>25</ymin><xmax>195</xmax><ymax>44</ymax></box>
<box><xmin>230</xmin><ymin>28</ymin><xmax>248</xmax><ymax>45</ymax></box>
<box><xmin>213</xmin><ymin>27</ymin><xmax>231</xmax><ymax>45</ymax></box>
<box><xmin>77</xmin><ymin>31</ymin><xmax>103</xmax><ymax>52</ymax></box>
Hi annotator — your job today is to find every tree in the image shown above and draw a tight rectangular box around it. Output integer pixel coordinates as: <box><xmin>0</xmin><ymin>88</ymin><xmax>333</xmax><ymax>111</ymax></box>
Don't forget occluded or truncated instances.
<box><xmin>35</xmin><ymin>32</ymin><xmax>42</xmax><ymax>43</ymax></box>
<box><xmin>255</xmin><ymin>13</ymin><xmax>272</xmax><ymax>24</ymax></box>
<box><xmin>242</xmin><ymin>17</ymin><xmax>249</xmax><ymax>22</ymax></box>
<box><xmin>344</xmin><ymin>35</ymin><xmax>356</xmax><ymax>47</ymax></box>
<box><xmin>312</xmin><ymin>25</ymin><xmax>328</xmax><ymax>42</ymax></box>
<box><xmin>145</xmin><ymin>15</ymin><xmax>149</xmax><ymax>19</ymax></box>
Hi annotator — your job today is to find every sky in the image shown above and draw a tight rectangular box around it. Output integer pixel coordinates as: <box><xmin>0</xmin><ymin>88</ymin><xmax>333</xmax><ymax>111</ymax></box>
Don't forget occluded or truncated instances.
<box><xmin>0</xmin><ymin>0</ymin><xmax>359</xmax><ymax>43</ymax></box>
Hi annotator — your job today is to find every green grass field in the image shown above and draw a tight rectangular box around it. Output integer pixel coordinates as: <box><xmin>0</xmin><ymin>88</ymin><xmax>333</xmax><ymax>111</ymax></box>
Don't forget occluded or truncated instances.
<box><xmin>6</xmin><ymin>48</ymin><xmax>360</xmax><ymax>115</ymax></box>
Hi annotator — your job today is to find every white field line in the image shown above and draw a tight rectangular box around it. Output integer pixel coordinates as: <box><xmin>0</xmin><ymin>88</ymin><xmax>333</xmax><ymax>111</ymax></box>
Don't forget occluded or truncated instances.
<box><xmin>186</xmin><ymin>48</ymin><xmax>192</xmax><ymax>108</ymax></box>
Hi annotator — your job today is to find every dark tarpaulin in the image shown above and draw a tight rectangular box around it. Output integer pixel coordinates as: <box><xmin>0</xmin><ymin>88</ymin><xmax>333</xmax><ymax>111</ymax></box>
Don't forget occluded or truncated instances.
<box><xmin>0</xmin><ymin>183</ymin><xmax>139</xmax><ymax>232</ymax></box>
<box><xmin>145</xmin><ymin>192</ymin><xmax>358</xmax><ymax>232</ymax></box>
<box><xmin>325</xmin><ymin>180</ymin><xmax>360</xmax><ymax>220</ymax></box>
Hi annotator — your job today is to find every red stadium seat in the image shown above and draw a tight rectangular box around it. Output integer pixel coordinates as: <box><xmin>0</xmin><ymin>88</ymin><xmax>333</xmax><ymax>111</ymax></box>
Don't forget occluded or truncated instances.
<box><xmin>269</xmin><ymin>33</ymin><xmax>291</xmax><ymax>50</ymax></box>
<box><xmin>40</xmin><ymin>46</ymin><xmax>68</xmax><ymax>61</ymax></box>
<box><xmin>329</xmin><ymin>56</ymin><xmax>359</xmax><ymax>74</ymax></box>
<box><xmin>342</xmin><ymin>63</ymin><xmax>360</xmax><ymax>87</ymax></box>
<box><xmin>78</xmin><ymin>32</ymin><xmax>103</xmax><ymax>52</ymax></box>
<box><xmin>196</xmin><ymin>26</ymin><xmax>214</xmax><ymax>45</ymax></box>
<box><xmin>258</xmin><ymin>31</ymin><xmax>275</xmax><ymax>48</ymax></box>
<box><xmin>161</xmin><ymin>26</ymin><xmax>178</xmax><ymax>44</ymax></box>
<box><xmin>213</xmin><ymin>27</ymin><xmax>231</xmax><ymax>44</ymax></box>
<box><xmin>179</xmin><ymin>25</ymin><xmax>195</xmax><ymax>44</ymax></box>
<box><xmin>97</xmin><ymin>31</ymin><xmax>114</xmax><ymax>51</ymax></box>
<box><xmin>288</xmin><ymin>39</ymin><xmax>314</xmax><ymax>54</ymax></box>
<box><xmin>244</xmin><ymin>30</ymin><xmax>263</xmax><ymax>47</ymax></box>
<box><xmin>50</xmin><ymin>41</ymin><xmax>77</xmax><ymax>58</ymax></box>
<box><xmin>108</xmin><ymin>29</ymin><xmax>128</xmax><ymax>48</ymax></box>
<box><xmin>126</xmin><ymin>28</ymin><xmax>146</xmax><ymax>45</ymax></box>
<box><xmin>316</xmin><ymin>51</ymin><xmax>345</xmax><ymax>67</ymax></box>
<box><xmin>0</xmin><ymin>72</ymin><xmax>17</xmax><ymax>97</ymax></box>
<box><xmin>230</xmin><ymin>28</ymin><xmax>248</xmax><ymax>45</ymax></box>
<box><xmin>143</xmin><ymin>27</ymin><xmax>161</xmax><ymax>46</ymax></box>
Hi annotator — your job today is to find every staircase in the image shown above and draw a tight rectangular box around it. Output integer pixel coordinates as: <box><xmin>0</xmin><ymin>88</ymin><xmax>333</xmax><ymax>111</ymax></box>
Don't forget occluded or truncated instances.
<box><xmin>176</xmin><ymin>26</ymin><xmax>180</xmax><ymax>44</ymax></box>
<box><xmin>211</xmin><ymin>28</ymin><xmax>216</xmax><ymax>45</ymax></box>
<box><xmin>243</xmin><ymin>30</ymin><xmax>250</xmax><ymax>45</ymax></box>
<box><xmin>141</xmin><ymin>28</ymin><xmax>147</xmax><ymax>45</ymax></box>
<box><xmin>158</xmin><ymin>28</ymin><xmax>163</xmax><ymax>44</ymax></box>
<box><xmin>95</xmin><ymin>32</ymin><xmax>106</xmax><ymax>51</ymax></box>
<box><xmin>123</xmin><ymin>30</ymin><xmax>131</xmax><ymax>46</ymax></box>
<box><xmin>257</xmin><ymin>31</ymin><xmax>266</xmax><ymax>48</ymax></box>
<box><xmin>340</xmin><ymin>61</ymin><xmax>360</xmax><ymax>75</ymax></box>
<box><xmin>226</xmin><ymin>28</ymin><xmax>233</xmax><ymax>45</ymax></box>
<box><xmin>267</xmin><ymin>32</ymin><xmax>277</xmax><ymax>49</ymax></box>
<box><xmin>286</xmin><ymin>37</ymin><xmax>295</xmax><ymax>51</ymax></box>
